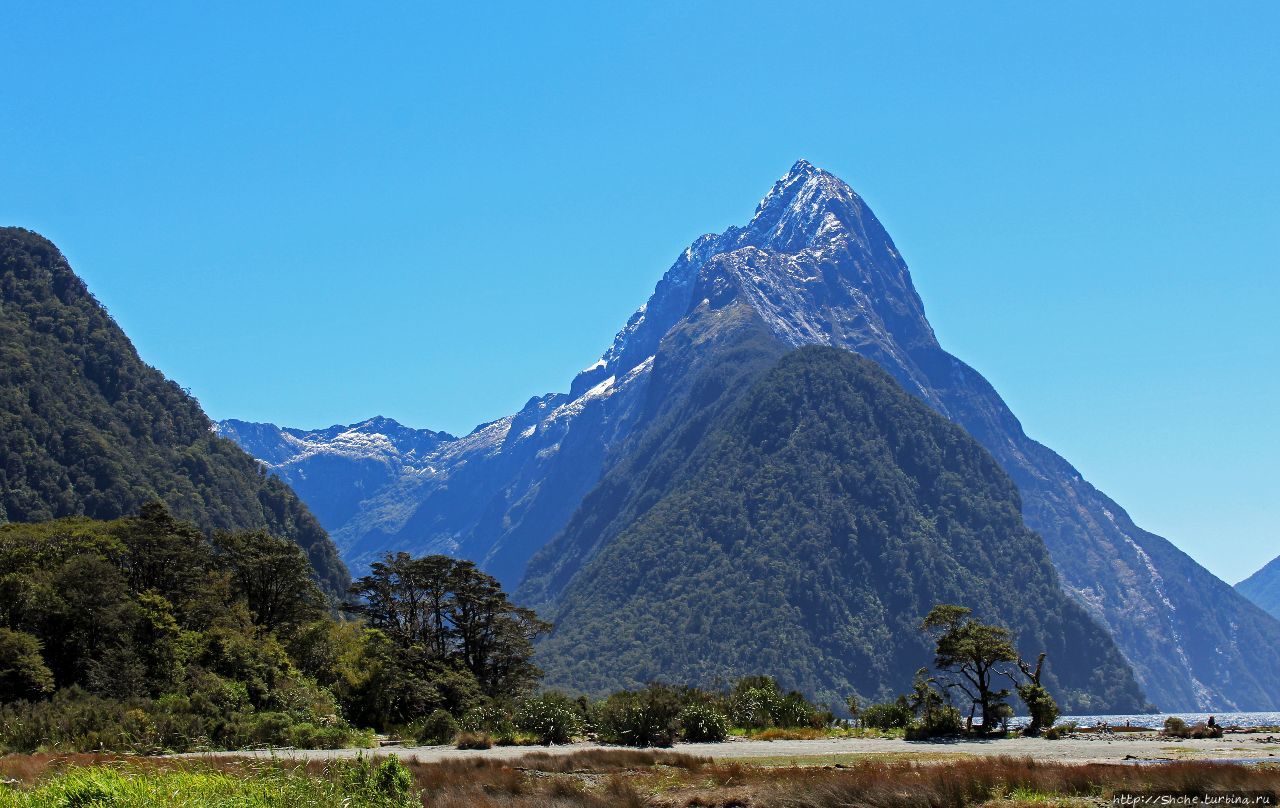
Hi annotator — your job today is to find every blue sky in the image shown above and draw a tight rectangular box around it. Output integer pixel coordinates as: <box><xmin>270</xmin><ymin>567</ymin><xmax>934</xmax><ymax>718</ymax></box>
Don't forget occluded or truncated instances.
<box><xmin>2</xmin><ymin>2</ymin><xmax>1276</xmax><ymax>582</ymax></box>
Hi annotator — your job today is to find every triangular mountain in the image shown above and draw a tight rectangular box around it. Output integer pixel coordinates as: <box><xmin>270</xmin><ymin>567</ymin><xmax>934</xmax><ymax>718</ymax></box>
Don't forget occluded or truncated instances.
<box><xmin>0</xmin><ymin>227</ymin><xmax>348</xmax><ymax>596</ymax></box>
<box><xmin>224</xmin><ymin>162</ymin><xmax>1280</xmax><ymax>710</ymax></box>
<box><xmin>530</xmin><ymin>342</ymin><xmax>1149</xmax><ymax>712</ymax></box>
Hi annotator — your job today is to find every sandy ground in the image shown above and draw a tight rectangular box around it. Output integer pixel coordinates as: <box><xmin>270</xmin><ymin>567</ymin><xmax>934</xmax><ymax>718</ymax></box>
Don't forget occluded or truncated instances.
<box><xmin>183</xmin><ymin>732</ymin><xmax>1280</xmax><ymax>766</ymax></box>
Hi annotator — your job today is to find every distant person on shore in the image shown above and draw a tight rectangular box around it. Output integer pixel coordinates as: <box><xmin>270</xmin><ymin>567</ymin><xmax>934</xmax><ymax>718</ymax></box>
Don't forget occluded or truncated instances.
<box><xmin>1207</xmin><ymin>715</ymin><xmax>1217</xmax><ymax>729</ymax></box>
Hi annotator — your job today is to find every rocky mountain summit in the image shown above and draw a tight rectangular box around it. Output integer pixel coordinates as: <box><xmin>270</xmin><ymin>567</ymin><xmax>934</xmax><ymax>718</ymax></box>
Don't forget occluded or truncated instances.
<box><xmin>223</xmin><ymin>161</ymin><xmax>1280</xmax><ymax>710</ymax></box>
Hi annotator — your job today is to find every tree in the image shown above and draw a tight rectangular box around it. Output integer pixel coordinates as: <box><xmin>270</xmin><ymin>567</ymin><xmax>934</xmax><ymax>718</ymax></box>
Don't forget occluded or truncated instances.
<box><xmin>0</xmin><ymin>511</ymin><xmax>367</xmax><ymax>752</ymax></box>
<box><xmin>118</xmin><ymin>502</ymin><xmax>211</xmax><ymax>599</ymax></box>
<box><xmin>1008</xmin><ymin>652</ymin><xmax>1059</xmax><ymax>735</ymax></box>
<box><xmin>906</xmin><ymin>667</ymin><xmax>962</xmax><ymax>736</ymax></box>
<box><xmin>447</xmin><ymin>560</ymin><xmax>550</xmax><ymax>696</ymax></box>
<box><xmin>0</xmin><ymin>627</ymin><xmax>54</xmax><ymax>702</ymax></box>
<box><xmin>844</xmin><ymin>694</ymin><xmax>861</xmax><ymax>727</ymax></box>
<box><xmin>920</xmin><ymin>604</ymin><xmax>1017</xmax><ymax>732</ymax></box>
<box><xmin>343</xmin><ymin>553</ymin><xmax>453</xmax><ymax>655</ymax></box>
<box><xmin>214</xmin><ymin>529</ymin><xmax>325</xmax><ymax>635</ymax></box>
<box><xmin>344</xmin><ymin>553</ymin><xmax>550</xmax><ymax>711</ymax></box>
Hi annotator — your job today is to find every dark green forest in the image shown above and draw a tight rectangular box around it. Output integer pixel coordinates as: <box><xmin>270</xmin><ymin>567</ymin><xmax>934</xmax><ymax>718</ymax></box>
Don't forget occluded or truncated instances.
<box><xmin>533</xmin><ymin>345</ymin><xmax>1150</xmax><ymax>713</ymax></box>
<box><xmin>0</xmin><ymin>507</ymin><xmax>551</xmax><ymax>752</ymax></box>
<box><xmin>0</xmin><ymin>507</ymin><xmax>363</xmax><ymax>750</ymax></box>
<box><xmin>0</xmin><ymin>227</ymin><xmax>346</xmax><ymax>595</ymax></box>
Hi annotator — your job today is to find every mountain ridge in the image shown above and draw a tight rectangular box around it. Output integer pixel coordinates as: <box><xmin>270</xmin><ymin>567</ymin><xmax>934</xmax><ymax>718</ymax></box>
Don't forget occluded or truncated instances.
<box><xmin>0</xmin><ymin>226</ymin><xmax>349</xmax><ymax>597</ymax></box>
<box><xmin>1236</xmin><ymin>555</ymin><xmax>1280</xmax><ymax>619</ymax></box>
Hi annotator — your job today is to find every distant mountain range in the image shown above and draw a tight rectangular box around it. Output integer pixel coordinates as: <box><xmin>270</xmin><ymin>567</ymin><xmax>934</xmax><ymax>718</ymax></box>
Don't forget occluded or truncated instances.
<box><xmin>0</xmin><ymin>227</ymin><xmax>348</xmax><ymax>597</ymax></box>
<box><xmin>219</xmin><ymin>161</ymin><xmax>1280</xmax><ymax>711</ymax></box>
<box><xmin>1236</xmin><ymin>556</ymin><xmax>1280</xmax><ymax>619</ymax></box>
<box><xmin>215</xmin><ymin>417</ymin><xmax>455</xmax><ymax>532</ymax></box>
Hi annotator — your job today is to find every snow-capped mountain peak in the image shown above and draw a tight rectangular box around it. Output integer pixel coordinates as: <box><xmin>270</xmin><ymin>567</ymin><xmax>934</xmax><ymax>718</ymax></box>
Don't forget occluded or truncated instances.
<box><xmin>568</xmin><ymin>160</ymin><xmax>936</xmax><ymax>405</ymax></box>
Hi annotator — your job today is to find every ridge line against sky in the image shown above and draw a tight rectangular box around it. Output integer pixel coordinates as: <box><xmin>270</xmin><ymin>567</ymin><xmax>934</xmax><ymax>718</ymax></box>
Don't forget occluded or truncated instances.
<box><xmin>1</xmin><ymin>2</ymin><xmax>1276</xmax><ymax>582</ymax></box>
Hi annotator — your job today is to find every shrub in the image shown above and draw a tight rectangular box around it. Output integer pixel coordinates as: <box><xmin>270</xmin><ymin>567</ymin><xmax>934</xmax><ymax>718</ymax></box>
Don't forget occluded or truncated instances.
<box><xmin>287</xmin><ymin>721</ymin><xmax>362</xmax><ymax>749</ymax></box>
<box><xmin>861</xmin><ymin>700</ymin><xmax>913</xmax><ymax>730</ymax></box>
<box><xmin>1163</xmin><ymin>718</ymin><xmax>1223</xmax><ymax>739</ymax></box>
<box><xmin>514</xmin><ymin>693</ymin><xmax>581</xmax><ymax>745</ymax></box>
<box><xmin>726</xmin><ymin>677</ymin><xmax>821</xmax><ymax>729</ymax></box>
<box><xmin>461</xmin><ymin>704</ymin><xmax>515</xmax><ymax>738</ymax></box>
<box><xmin>0</xmin><ymin>684</ymin><xmax>369</xmax><ymax>754</ymax></box>
<box><xmin>341</xmin><ymin>754</ymin><xmax>415</xmax><ymax>803</ymax></box>
<box><xmin>0</xmin><ymin>628</ymin><xmax>55</xmax><ymax>702</ymax></box>
<box><xmin>597</xmin><ymin>686</ymin><xmax>682</xmax><ymax>748</ymax></box>
<box><xmin>775</xmin><ymin>691</ymin><xmax>822</xmax><ymax>729</ymax></box>
<box><xmin>905</xmin><ymin>705</ymin><xmax>963</xmax><ymax>740</ymax></box>
<box><xmin>678</xmin><ymin>704</ymin><xmax>728</xmax><ymax>743</ymax></box>
<box><xmin>415</xmin><ymin>709</ymin><xmax>459</xmax><ymax>745</ymax></box>
<box><xmin>455</xmin><ymin>731</ymin><xmax>493</xmax><ymax>749</ymax></box>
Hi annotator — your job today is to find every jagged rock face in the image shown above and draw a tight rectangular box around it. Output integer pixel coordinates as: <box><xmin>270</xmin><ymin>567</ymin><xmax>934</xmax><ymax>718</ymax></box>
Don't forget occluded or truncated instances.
<box><xmin>222</xmin><ymin>161</ymin><xmax>1280</xmax><ymax>710</ymax></box>
<box><xmin>1237</xmin><ymin>555</ymin><xmax>1280</xmax><ymax>619</ymax></box>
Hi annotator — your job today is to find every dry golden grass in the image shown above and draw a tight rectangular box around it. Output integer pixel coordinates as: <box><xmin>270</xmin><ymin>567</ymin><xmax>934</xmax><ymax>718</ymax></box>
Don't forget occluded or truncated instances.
<box><xmin>2</xmin><ymin>749</ymin><xmax>1278</xmax><ymax>807</ymax></box>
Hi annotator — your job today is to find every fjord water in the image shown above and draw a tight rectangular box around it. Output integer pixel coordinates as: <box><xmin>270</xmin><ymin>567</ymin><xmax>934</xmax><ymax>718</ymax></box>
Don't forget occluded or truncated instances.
<box><xmin>1044</xmin><ymin>712</ymin><xmax>1280</xmax><ymax>729</ymax></box>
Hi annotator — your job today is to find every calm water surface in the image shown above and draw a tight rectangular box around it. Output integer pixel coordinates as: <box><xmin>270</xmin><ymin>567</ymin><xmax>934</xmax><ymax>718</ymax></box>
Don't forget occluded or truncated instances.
<box><xmin>1022</xmin><ymin>712</ymin><xmax>1280</xmax><ymax>729</ymax></box>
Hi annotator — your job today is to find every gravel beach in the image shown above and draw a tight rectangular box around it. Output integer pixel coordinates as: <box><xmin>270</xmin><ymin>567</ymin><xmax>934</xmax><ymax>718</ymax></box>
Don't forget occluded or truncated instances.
<box><xmin>183</xmin><ymin>731</ymin><xmax>1280</xmax><ymax>766</ymax></box>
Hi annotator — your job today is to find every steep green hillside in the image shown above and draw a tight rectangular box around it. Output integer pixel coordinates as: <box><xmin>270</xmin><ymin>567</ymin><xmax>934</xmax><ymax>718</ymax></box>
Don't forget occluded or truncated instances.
<box><xmin>534</xmin><ymin>345</ymin><xmax>1149</xmax><ymax>713</ymax></box>
<box><xmin>0</xmin><ymin>228</ymin><xmax>347</xmax><ymax>596</ymax></box>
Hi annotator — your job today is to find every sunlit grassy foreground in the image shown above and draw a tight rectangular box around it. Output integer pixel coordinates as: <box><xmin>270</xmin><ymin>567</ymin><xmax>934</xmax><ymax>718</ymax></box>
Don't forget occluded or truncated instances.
<box><xmin>0</xmin><ymin>756</ymin><xmax>417</xmax><ymax>808</ymax></box>
<box><xmin>1</xmin><ymin>750</ymin><xmax>1278</xmax><ymax>807</ymax></box>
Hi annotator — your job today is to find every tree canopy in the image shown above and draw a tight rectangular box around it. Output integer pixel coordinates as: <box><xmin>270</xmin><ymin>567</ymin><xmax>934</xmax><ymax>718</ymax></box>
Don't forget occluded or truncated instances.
<box><xmin>346</xmin><ymin>553</ymin><xmax>550</xmax><ymax>711</ymax></box>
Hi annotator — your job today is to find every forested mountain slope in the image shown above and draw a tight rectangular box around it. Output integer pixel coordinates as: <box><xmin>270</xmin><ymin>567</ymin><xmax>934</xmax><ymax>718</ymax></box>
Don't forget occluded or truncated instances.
<box><xmin>531</xmin><ymin>345</ymin><xmax>1149</xmax><ymax>713</ymax></box>
<box><xmin>0</xmin><ymin>227</ymin><xmax>347</xmax><ymax>596</ymax></box>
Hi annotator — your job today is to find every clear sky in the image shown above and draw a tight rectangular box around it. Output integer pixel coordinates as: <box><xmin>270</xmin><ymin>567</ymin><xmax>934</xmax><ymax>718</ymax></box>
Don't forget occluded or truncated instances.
<box><xmin>2</xmin><ymin>2</ymin><xmax>1276</xmax><ymax>583</ymax></box>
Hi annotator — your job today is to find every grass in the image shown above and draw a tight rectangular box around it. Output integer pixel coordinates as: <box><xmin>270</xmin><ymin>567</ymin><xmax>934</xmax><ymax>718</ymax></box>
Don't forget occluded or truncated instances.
<box><xmin>717</xmin><ymin>751</ymin><xmax>973</xmax><ymax>767</ymax></box>
<box><xmin>1</xmin><ymin>750</ymin><xmax>1278</xmax><ymax>807</ymax></box>
<box><xmin>1</xmin><ymin>766</ymin><xmax>366</xmax><ymax>807</ymax></box>
<box><xmin>0</xmin><ymin>756</ymin><xmax>417</xmax><ymax>807</ymax></box>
